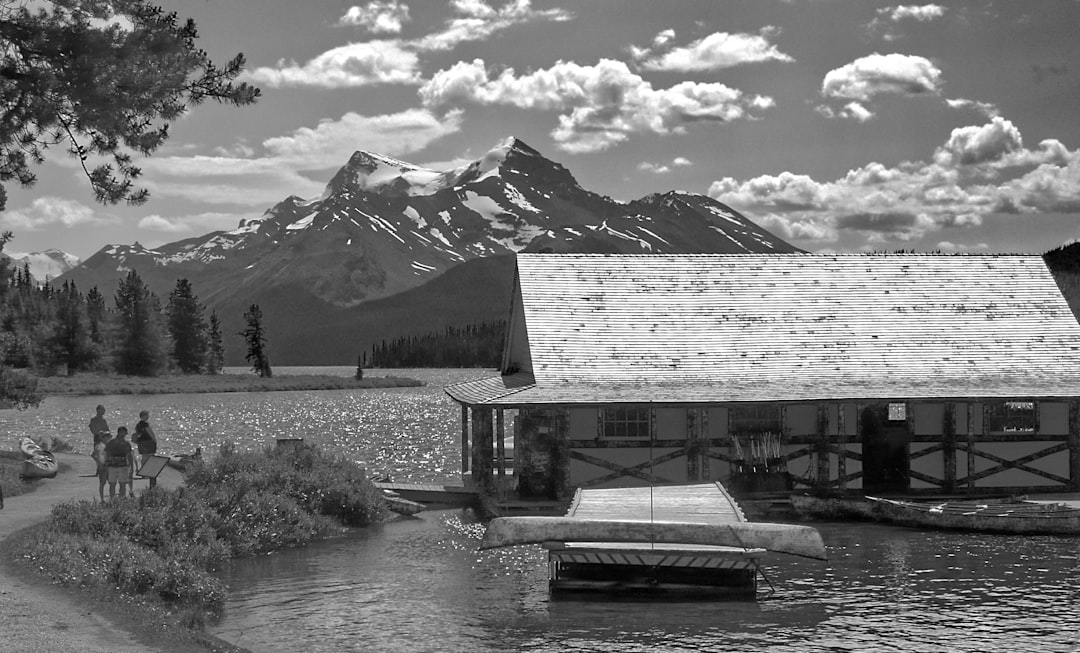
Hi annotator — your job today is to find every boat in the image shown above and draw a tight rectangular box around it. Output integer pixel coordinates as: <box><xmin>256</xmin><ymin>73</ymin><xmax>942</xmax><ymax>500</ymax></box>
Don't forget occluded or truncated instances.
<box><xmin>19</xmin><ymin>437</ymin><xmax>58</xmax><ymax>479</ymax></box>
<box><xmin>482</xmin><ymin>483</ymin><xmax>826</xmax><ymax>599</ymax></box>
<box><xmin>791</xmin><ymin>493</ymin><xmax>1080</xmax><ymax>535</ymax></box>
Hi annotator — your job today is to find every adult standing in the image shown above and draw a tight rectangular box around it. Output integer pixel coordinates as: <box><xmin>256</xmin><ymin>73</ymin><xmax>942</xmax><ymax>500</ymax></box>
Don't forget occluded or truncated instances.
<box><xmin>88</xmin><ymin>405</ymin><xmax>109</xmax><ymax>447</ymax></box>
<box><xmin>133</xmin><ymin>410</ymin><xmax>158</xmax><ymax>488</ymax></box>
<box><xmin>104</xmin><ymin>426</ymin><xmax>134</xmax><ymax>499</ymax></box>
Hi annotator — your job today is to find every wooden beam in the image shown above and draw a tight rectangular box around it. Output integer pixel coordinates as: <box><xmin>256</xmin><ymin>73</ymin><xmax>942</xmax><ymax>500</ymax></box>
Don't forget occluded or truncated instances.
<box><xmin>471</xmin><ymin>408</ymin><xmax>494</xmax><ymax>495</ymax></box>
<box><xmin>461</xmin><ymin>404</ymin><xmax>469</xmax><ymax>475</ymax></box>
<box><xmin>1071</xmin><ymin>401</ymin><xmax>1080</xmax><ymax>492</ymax></box>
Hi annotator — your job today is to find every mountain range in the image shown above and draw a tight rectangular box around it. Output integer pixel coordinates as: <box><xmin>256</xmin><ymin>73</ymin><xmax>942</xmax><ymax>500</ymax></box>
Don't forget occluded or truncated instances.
<box><xmin>57</xmin><ymin>137</ymin><xmax>800</xmax><ymax>365</ymax></box>
<box><xmin>3</xmin><ymin>249</ymin><xmax>81</xmax><ymax>285</ymax></box>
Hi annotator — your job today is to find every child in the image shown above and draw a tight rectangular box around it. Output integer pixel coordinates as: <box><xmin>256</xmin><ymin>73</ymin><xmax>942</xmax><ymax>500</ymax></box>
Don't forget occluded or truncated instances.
<box><xmin>93</xmin><ymin>429</ymin><xmax>113</xmax><ymax>501</ymax></box>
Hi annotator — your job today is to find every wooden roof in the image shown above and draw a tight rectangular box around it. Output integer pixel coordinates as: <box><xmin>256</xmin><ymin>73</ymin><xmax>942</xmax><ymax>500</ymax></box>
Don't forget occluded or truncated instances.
<box><xmin>446</xmin><ymin>253</ymin><xmax>1080</xmax><ymax>405</ymax></box>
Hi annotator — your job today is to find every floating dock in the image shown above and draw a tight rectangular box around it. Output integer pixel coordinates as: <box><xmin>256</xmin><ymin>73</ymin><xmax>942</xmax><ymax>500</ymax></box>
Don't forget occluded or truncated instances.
<box><xmin>481</xmin><ymin>482</ymin><xmax>826</xmax><ymax>599</ymax></box>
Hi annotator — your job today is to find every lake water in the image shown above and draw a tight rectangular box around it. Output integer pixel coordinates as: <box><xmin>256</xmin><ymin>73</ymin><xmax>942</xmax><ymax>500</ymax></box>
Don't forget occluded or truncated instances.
<box><xmin>9</xmin><ymin>369</ymin><xmax>1080</xmax><ymax>652</ymax></box>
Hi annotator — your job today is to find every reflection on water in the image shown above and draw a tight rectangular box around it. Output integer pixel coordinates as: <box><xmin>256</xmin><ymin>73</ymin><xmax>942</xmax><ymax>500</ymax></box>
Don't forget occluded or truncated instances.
<box><xmin>10</xmin><ymin>369</ymin><xmax>1080</xmax><ymax>651</ymax></box>
<box><xmin>8</xmin><ymin>368</ymin><xmax>493</xmax><ymax>483</ymax></box>
<box><xmin>211</xmin><ymin>511</ymin><xmax>1080</xmax><ymax>653</ymax></box>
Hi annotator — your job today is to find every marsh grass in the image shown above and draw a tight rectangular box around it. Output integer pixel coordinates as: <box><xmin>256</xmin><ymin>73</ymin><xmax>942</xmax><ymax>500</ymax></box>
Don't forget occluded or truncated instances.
<box><xmin>9</xmin><ymin>441</ymin><xmax>389</xmax><ymax>636</ymax></box>
<box><xmin>37</xmin><ymin>372</ymin><xmax>422</xmax><ymax>396</ymax></box>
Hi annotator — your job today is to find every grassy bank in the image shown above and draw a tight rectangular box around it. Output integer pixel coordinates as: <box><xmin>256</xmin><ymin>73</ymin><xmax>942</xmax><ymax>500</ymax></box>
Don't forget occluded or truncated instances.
<box><xmin>37</xmin><ymin>372</ymin><xmax>422</xmax><ymax>396</ymax></box>
<box><xmin>6</xmin><ymin>442</ymin><xmax>389</xmax><ymax>647</ymax></box>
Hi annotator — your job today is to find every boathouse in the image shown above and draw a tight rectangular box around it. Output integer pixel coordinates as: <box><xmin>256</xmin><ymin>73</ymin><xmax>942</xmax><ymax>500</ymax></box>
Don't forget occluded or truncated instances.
<box><xmin>445</xmin><ymin>253</ymin><xmax>1080</xmax><ymax>499</ymax></box>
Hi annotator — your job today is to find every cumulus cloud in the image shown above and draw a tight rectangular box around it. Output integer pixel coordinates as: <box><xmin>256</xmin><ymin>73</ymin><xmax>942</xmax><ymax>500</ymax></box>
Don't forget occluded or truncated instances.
<box><xmin>633</xmin><ymin>28</ymin><xmax>794</xmax><ymax>72</ymax></box>
<box><xmin>0</xmin><ymin>197</ymin><xmax>114</xmax><ymax>231</ymax></box>
<box><xmin>822</xmin><ymin>53</ymin><xmax>942</xmax><ymax>101</ymax></box>
<box><xmin>420</xmin><ymin>58</ymin><xmax>774</xmax><ymax>152</ymax></box>
<box><xmin>818</xmin><ymin>53</ymin><xmax>942</xmax><ymax>120</ymax></box>
<box><xmin>339</xmin><ymin>1</ymin><xmax>411</xmax><ymax>33</ymax></box>
<box><xmin>247</xmin><ymin>0</ymin><xmax>570</xmax><ymax>88</ymax></box>
<box><xmin>708</xmin><ymin>118</ymin><xmax>1080</xmax><ymax>248</ymax></box>
<box><xmin>241</xmin><ymin>40</ymin><xmax>421</xmax><ymax>88</ymax></box>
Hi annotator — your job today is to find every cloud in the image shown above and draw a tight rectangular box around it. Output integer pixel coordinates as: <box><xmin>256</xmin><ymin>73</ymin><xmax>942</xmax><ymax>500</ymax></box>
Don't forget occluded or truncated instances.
<box><xmin>420</xmin><ymin>58</ymin><xmax>774</xmax><ymax>152</ymax></box>
<box><xmin>241</xmin><ymin>40</ymin><xmax>421</xmax><ymax>88</ymax></box>
<box><xmin>868</xmin><ymin>5</ymin><xmax>946</xmax><ymax>40</ymax></box>
<box><xmin>244</xmin><ymin>1</ymin><xmax>570</xmax><ymax>88</ymax></box>
<box><xmin>708</xmin><ymin>118</ymin><xmax>1080</xmax><ymax>249</ymax></box>
<box><xmin>339</xmin><ymin>1</ymin><xmax>411</xmax><ymax>34</ymax></box>
<box><xmin>263</xmin><ymin>108</ymin><xmax>465</xmax><ymax>168</ymax></box>
<box><xmin>0</xmin><ymin>197</ymin><xmax>115</xmax><ymax>231</ymax></box>
<box><xmin>638</xmin><ymin>157</ymin><xmax>691</xmax><ymax>175</ymax></box>
<box><xmin>822</xmin><ymin>53</ymin><xmax>942</xmax><ymax>102</ymax></box>
<box><xmin>415</xmin><ymin>0</ymin><xmax>571</xmax><ymax>51</ymax></box>
<box><xmin>879</xmin><ymin>4</ymin><xmax>946</xmax><ymax>22</ymax></box>
<box><xmin>946</xmin><ymin>97</ymin><xmax>999</xmax><ymax>118</ymax></box>
<box><xmin>633</xmin><ymin>28</ymin><xmax>794</xmax><ymax>72</ymax></box>
<box><xmin>138</xmin><ymin>213</ymin><xmax>251</xmax><ymax>234</ymax></box>
<box><xmin>140</xmin><ymin>108</ymin><xmax>462</xmax><ymax>206</ymax></box>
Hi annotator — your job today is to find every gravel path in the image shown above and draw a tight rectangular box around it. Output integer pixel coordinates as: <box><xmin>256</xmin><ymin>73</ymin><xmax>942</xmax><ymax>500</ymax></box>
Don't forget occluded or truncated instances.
<box><xmin>0</xmin><ymin>452</ymin><xmax>222</xmax><ymax>652</ymax></box>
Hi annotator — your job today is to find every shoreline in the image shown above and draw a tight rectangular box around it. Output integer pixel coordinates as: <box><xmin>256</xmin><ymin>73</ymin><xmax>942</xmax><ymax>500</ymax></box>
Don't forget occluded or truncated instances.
<box><xmin>36</xmin><ymin>372</ymin><xmax>422</xmax><ymax>397</ymax></box>
<box><xmin>0</xmin><ymin>453</ymin><xmax>249</xmax><ymax>652</ymax></box>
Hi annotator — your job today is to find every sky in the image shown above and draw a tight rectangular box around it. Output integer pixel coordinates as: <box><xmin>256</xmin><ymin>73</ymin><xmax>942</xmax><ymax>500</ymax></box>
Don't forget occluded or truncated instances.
<box><xmin>4</xmin><ymin>0</ymin><xmax>1080</xmax><ymax>260</ymax></box>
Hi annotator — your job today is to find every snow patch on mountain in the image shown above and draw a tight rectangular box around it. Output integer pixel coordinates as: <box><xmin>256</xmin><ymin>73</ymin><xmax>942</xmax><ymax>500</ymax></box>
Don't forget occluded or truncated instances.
<box><xmin>6</xmin><ymin>249</ymin><xmax>81</xmax><ymax>282</ymax></box>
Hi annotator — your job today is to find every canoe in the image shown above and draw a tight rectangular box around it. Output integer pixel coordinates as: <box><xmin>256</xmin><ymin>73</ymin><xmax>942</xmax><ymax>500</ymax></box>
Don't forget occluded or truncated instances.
<box><xmin>790</xmin><ymin>493</ymin><xmax>1080</xmax><ymax>536</ymax></box>
<box><xmin>19</xmin><ymin>437</ymin><xmax>58</xmax><ymax>479</ymax></box>
<box><xmin>480</xmin><ymin>516</ymin><xmax>828</xmax><ymax>560</ymax></box>
<box><xmin>23</xmin><ymin>454</ymin><xmax>58</xmax><ymax>479</ymax></box>
<box><xmin>868</xmin><ymin>496</ymin><xmax>1080</xmax><ymax>536</ymax></box>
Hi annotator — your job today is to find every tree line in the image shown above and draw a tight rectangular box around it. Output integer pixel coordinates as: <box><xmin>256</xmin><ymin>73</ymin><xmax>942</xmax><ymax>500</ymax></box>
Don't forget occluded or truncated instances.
<box><xmin>368</xmin><ymin>321</ymin><xmax>506</xmax><ymax>368</ymax></box>
<box><xmin>0</xmin><ymin>234</ymin><xmax>273</xmax><ymax>406</ymax></box>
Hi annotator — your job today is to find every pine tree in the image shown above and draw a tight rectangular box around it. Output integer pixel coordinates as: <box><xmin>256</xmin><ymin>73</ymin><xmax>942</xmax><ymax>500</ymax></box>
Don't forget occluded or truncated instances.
<box><xmin>205</xmin><ymin>309</ymin><xmax>224</xmax><ymax>375</ymax></box>
<box><xmin>44</xmin><ymin>280</ymin><xmax>96</xmax><ymax>375</ymax></box>
<box><xmin>240</xmin><ymin>304</ymin><xmax>271</xmax><ymax>378</ymax></box>
<box><xmin>0</xmin><ymin>231</ymin><xmax>39</xmax><ymax>407</ymax></box>
<box><xmin>165</xmin><ymin>278</ymin><xmax>207</xmax><ymax>373</ymax></box>
<box><xmin>0</xmin><ymin>0</ymin><xmax>260</xmax><ymax>211</ymax></box>
<box><xmin>113</xmin><ymin>269</ymin><xmax>166</xmax><ymax>376</ymax></box>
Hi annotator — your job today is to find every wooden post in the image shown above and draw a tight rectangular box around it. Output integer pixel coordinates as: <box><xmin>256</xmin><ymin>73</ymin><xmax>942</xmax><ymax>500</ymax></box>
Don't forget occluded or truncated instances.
<box><xmin>702</xmin><ymin>406</ymin><xmax>711</xmax><ymax>480</ymax></box>
<box><xmin>551</xmin><ymin>408</ymin><xmax>571</xmax><ymax>500</ymax></box>
<box><xmin>686</xmin><ymin>407</ymin><xmax>700</xmax><ymax>482</ymax></box>
<box><xmin>943</xmin><ymin>402</ymin><xmax>956</xmax><ymax>493</ymax></box>
<box><xmin>1070</xmin><ymin>400</ymin><xmax>1080</xmax><ymax>491</ymax></box>
<box><xmin>967</xmin><ymin>403</ymin><xmax>976</xmax><ymax>492</ymax></box>
<box><xmin>496</xmin><ymin>409</ymin><xmax>506</xmax><ymax>496</ymax></box>
<box><xmin>816</xmin><ymin>404</ymin><xmax>831</xmax><ymax>490</ymax></box>
<box><xmin>461</xmin><ymin>404</ymin><xmax>470</xmax><ymax>475</ymax></box>
<box><xmin>837</xmin><ymin>404</ymin><xmax>846</xmax><ymax>491</ymax></box>
<box><xmin>471</xmin><ymin>407</ymin><xmax>494</xmax><ymax>496</ymax></box>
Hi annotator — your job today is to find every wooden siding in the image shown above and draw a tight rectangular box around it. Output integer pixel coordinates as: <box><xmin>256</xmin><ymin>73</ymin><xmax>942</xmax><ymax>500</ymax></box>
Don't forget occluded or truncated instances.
<box><xmin>447</xmin><ymin>254</ymin><xmax>1080</xmax><ymax>406</ymax></box>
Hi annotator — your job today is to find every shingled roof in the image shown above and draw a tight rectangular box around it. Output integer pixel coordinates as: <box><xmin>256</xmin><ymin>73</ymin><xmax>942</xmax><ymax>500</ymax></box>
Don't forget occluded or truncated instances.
<box><xmin>446</xmin><ymin>253</ymin><xmax>1080</xmax><ymax>405</ymax></box>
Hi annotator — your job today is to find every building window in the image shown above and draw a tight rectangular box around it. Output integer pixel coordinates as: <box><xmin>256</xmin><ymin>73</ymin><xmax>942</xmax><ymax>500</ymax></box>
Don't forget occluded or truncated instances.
<box><xmin>888</xmin><ymin>403</ymin><xmax>907</xmax><ymax>421</ymax></box>
<box><xmin>986</xmin><ymin>401</ymin><xmax>1036</xmax><ymax>433</ymax></box>
<box><xmin>731</xmin><ymin>405</ymin><xmax>781</xmax><ymax>435</ymax></box>
<box><xmin>602</xmin><ymin>406</ymin><xmax>651</xmax><ymax>439</ymax></box>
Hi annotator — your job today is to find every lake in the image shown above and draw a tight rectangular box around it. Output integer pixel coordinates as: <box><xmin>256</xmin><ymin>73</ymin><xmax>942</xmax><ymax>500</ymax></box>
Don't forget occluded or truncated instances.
<box><xmin>9</xmin><ymin>368</ymin><xmax>1080</xmax><ymax>652</ymax></box>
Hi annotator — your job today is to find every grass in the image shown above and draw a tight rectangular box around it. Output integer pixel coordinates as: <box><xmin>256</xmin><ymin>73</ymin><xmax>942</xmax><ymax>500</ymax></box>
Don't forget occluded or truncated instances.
<box><xmin>6</xmin><ymin>441</ymin><xmax>390</xmax><ymax>643</ymax></box>
<box><xmin>36</xmin><ymin>372</ymin><xmax>422</xmax><ymax>396</ymax></box>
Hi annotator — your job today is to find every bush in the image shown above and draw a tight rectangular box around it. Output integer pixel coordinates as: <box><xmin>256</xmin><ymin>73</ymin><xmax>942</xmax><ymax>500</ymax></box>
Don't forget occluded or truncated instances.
<box><xmin>11</xmin><ymin>442</ymin><xmax>388</xmax><ymax>634</ymax></box>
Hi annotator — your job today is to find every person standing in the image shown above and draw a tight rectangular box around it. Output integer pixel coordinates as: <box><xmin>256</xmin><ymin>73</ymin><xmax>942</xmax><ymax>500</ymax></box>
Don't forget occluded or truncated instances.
<box><xmin>133</xmin><ymin>410</ymin><xmax>158</xmax><ymax>488</ymax></box>
<box><xmin>104</xmin><ymin>426</ymin><xmax>134</xmax><ymax>499</ymax></box>
<box><xmin>88</xmin><ymin>405</ymin><xmax>109</xmax><ymax>447</ymax></box>
<box><xmin>93</xmin><ymin>429</ymin><xmax>114</xmax><ymax>502</ymax></box>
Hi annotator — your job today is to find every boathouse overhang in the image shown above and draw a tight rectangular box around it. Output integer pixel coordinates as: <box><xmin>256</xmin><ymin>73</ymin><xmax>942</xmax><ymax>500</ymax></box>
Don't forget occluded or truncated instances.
<box><xmin>445</xmin><ymin>253</ymin><xmax>1080</xmax><ymax>497</ymax></box>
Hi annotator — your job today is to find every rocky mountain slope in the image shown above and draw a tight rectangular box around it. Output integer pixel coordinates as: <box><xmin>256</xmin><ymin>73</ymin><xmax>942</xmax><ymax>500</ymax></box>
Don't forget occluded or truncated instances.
<box><xmin>59</xmin><ymin>138</ymin><xmax>800</xmax><ymax>365</ymax></box>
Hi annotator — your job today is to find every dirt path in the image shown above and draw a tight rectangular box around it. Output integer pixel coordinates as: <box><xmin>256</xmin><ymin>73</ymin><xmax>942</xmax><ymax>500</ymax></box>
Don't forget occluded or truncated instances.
<box><xmin>0</xmin><ymin>452</ymin><xmax>215</xmax><ymax>653</ymax></box>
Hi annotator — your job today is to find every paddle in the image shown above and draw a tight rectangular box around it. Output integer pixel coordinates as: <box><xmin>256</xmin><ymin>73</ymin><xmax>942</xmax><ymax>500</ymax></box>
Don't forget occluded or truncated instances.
<box><xmin>480</xmin><ymin>516</ymin><xmax>828</xmax><ymax>560</ymax></box>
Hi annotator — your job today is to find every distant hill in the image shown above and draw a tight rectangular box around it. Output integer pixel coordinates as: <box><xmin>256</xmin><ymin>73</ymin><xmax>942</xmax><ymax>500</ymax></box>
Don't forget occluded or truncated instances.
<box><xmin>3</xmin><ymin>249</ymin><xmax>80</xmax><ymax>285</ymax></box>
<box><xmin>58</xmin><ymin>137</ymin><xmax>800</xmax><ymax>365</ymax></box>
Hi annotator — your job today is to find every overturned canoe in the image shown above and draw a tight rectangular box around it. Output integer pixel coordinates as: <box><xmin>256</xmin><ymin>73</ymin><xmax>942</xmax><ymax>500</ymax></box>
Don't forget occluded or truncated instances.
<box><xmin>481</xmin><ymin>516</ymin><xmax>827</xmax><ymax>560</ymax></box>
